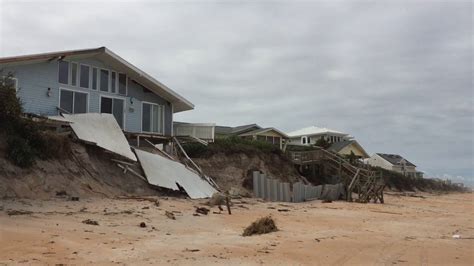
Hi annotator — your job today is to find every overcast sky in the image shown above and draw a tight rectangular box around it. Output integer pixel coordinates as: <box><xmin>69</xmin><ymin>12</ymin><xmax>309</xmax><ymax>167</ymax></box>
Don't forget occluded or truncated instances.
<box><xmin>0</xmin><ymin>0</ymin><xmax>472</xmax><ymax>183</ymax></box>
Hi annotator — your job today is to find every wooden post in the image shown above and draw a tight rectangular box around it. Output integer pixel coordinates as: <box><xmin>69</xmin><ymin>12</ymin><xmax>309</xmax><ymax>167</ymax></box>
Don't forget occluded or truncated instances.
<box><xmin>225</xmin><ymin>196</ymin><xmax>231</xmax><ymax>215</ymax></box>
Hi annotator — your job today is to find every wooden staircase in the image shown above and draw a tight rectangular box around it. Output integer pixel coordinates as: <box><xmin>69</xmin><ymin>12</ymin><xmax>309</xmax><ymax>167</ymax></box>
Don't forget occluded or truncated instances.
<box><xmin>288</xmin><ymin>148</ymin><xmax>384</xmax><ymax>203</ymax></box>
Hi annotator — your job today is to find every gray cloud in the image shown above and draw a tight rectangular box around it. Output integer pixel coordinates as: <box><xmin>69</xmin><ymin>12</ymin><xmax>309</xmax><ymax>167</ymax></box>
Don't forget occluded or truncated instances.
<box><xmin>0</xmin><ymin>0</ymin><xmax>472</xmax><ymax>179</ymax></box>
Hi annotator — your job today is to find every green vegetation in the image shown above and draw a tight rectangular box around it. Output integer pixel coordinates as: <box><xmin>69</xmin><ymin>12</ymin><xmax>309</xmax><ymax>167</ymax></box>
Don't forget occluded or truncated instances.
<box><xmin>378</xmin><ymin>167</ymin><xmax>465</xmax><ymax>192</ymax></box>
<box><xmin>0</xmin><ymin>74</ymin><xmax>70</xmax><ymax>167</ymax></box>
<box><xmin>182</xmin><ymin>136</ymin><xmax>283</xmax><ymax>158</ymax></box>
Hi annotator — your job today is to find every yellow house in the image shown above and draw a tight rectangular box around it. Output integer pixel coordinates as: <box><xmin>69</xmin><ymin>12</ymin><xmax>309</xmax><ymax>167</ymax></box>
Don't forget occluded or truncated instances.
<box><xmin>328</xmin><ymin>140</ymin><xmax>369</xmax><ymax>158</ymax></box>
<box><xmin>238</xmin><ymin>128</ymin><xmax>289</xmax><ymax>150</ymax></box>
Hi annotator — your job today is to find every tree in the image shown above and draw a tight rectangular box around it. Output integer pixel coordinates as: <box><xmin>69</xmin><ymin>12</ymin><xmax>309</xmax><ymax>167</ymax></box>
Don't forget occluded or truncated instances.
<box><xmin>314</xmin><ymin>137</ymin><xmax>330</xmax><ymax>149</ymax></box>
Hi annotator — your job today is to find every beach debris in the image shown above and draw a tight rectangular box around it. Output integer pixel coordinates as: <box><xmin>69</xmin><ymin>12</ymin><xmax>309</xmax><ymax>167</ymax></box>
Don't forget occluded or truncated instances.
<box><xmin>82</xmin><ymin>219</ymin><xmax>99</xmax><ymax>226</ymax></box>
<box><xmin>56</xmin><ymin>190</ymin><xmax>68</xmax><ymax>197</ymax></box>
<box><xmin>322</xmin><ymin>199</ymin><xmax>332</xmax><ymax>203</ymax></box>
<box><xmin>7</xmin><ymin>210</ymin><xmax>33</xmax><ymax>216</ymax></box>
<box><xmin>70</xmin><ymin>197</ymin><xmax>80</xmax><ymax>201</ymax></box>
<box><xmin>139</xmin><ymin>222</ymin><xmax>147</xmax><ymax>228</ymax></box>
<box><xmin>135</xmin><ymin>149</ymin><xmax>216</xmax><ymax>199</ymax></box>
<box><xmin>277</xmin><ymin>209</ymin><xmax>290</xmax><ymax>212</ymax></box>
<box><xmin>452</xmin><ymin>234</ymin><xmax>461</xmax><ymax>239</ymax></box>
<box><xmin>243</xmin><ymin>216</ymin><xmax>278</xmax><ymax>236</ymax></box>
<box><xmin>195</xmin><ymin>207</ymin><xmax>210</xmax><ymax>215</ymax></box>
<box><xmin>184</xmin><ymin>248</ymin><xmax>200</xmax><ymax>252</ymax></box>
<box><xmin>165</xmin><ymin>211</ymin><xmax>176</xmax><ymax>220</ymax></box>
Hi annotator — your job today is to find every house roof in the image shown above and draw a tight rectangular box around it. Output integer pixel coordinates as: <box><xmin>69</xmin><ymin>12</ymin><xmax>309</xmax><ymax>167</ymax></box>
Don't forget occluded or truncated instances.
<box><xmin>376</xmin><ymin>153</ymin><xmax>416</xmax><ymax>167</ymax></box>
<box><xmin>238</xmin><ymin>127</ymin><xmax>290</xmax><ymax>139</ymax></box>
<box><xmin>287</xmin><ymin>126</ymin><xmax>348</xmax><ymax>137</ymax></box>
<box><xmin>215</xmin><ymin>124</ymin><xmax>261</xmax><ymax>135</ymax></box>
<box><xmin>0</xmin><ymin>47</ymin><xmax>194</xmax><ymax>113</ymax></box>
<box><xmin>328</xmin><ymin>140</ymin><xmax>369</xmax><ymax>158</ymax></box>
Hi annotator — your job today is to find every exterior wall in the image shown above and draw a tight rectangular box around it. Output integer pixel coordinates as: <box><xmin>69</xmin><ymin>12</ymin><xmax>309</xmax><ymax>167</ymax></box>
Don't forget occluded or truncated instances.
<box><xmin>366</xmin><ymin>154</ymin><xmax>394</xmax><ymax>171</ymax></box>
<box><xmin>2</xmin><ymin>58</ymin><xmax>172</xmax><ymax>135</ymax></box>
<box><xmin>339</xmin><ymin>143</ymin><xmax>367</xmax><ymax>158</ymax></box>
<box><xmin>173</xmin><ymin>123</ymin><xmax>215</xmax><ymax>141</ymax></box>
<box><xmin>288</xmin><ymin>133</ymin><xmax>347</xmax><ymax>146</ymax></box>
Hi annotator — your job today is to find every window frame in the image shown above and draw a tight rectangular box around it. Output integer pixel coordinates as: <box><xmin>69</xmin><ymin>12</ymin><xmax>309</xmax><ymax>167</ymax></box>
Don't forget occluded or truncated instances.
<box><xmin>141</xmin><ymin>101</ymin><xmax>165</xmax><ymax>134</ymax></box>
<box><xmin>79</xmin><ymin>64</ymin><xmax>91</xmax><ymax>89</ymax></box>
<box><xmin>118</xmin><ymin>72</ymin><xmax>127</xmax><ymax>96</ymax></box>
<box><xmin>99</xmin><ymin>95</ymin><xmax>127</xmax><ymax>129</ymax></box>
<box><xmin>58</xmin><ymin>60</ymin><xmax>69</xmax><ymax>85</ymax></box>
<box><xmin>58</xmin><ymin>87</ymin><xmax>89</xmax><ymax>114</ymax></box>
<box><xmin>99</xmin><ymin>68</ymin><xmax>110</xmax><ymax>92</ymax></box>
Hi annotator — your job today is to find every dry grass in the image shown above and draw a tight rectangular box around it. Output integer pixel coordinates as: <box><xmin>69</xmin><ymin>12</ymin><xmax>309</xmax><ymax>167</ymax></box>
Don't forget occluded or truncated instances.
<box><xmin>242</xmin><ymin>216</ymin><xmax>278</xmax><ymax>236</ymax></box>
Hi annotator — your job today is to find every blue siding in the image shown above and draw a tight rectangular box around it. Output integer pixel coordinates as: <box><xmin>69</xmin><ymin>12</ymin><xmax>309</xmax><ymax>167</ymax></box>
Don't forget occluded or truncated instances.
<box><xmin>1</xmin><ymin>57</ymin><xmax>173</xmax><ymax>135</ymax></box>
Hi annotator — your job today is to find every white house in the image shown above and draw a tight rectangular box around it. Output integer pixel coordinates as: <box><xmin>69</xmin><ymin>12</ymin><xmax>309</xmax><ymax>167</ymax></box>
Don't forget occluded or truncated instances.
<box><xmin>287</xmin><ymin>126</ymin><xmax>351</xmax><ymax>146</ymax></box>
<box><xmin>366</xmin><ymin>153</ymin><xmax>421</xmax><ymax>177</ymax></box>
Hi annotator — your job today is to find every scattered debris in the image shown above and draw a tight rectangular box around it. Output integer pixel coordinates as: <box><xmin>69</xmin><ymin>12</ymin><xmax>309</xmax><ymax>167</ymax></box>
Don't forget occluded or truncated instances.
<box><xmin>70</xmin><ymin>197</ymin><xmax>80</xmax><ymax>201</ymax></box>
<box><xmin>184</xmin><ymin>248</ymin><xmax>200</xmax><ymax>252</ymax></box>
<box><xmin>165</xmin><ymin>211</ymin><xmax>176</xmax><ymax>220</ymax></box>
<box><xmin>243</xmin><ymin>216</ymin><xmax>278</xmax><ymax>236</ymax></box>
<box><xmin>7</xmin><ymin>210</ymin><xmax>33</xmax><ymax>216</ymax></box>
<box><xmin>452</xmin><ymin>234</ymin><xmax>461</xmax><ymax>239</ymax></box>
<box><xmin>322</xmin><ymin>199</ymin><xmax>332</xmax><ymax>203</ymax></box>
<box><xmin>277</xmin><ymin>209</ymin><xmax>290</xmax><ymax>212</ymax></box>
<box><xmin>142</xmin><ymin>206</ymin><xmax>150</xmax><ymax>209</ymax></box>
<box><xmin>82</xmin><ymin>219</ymin><xmax>99</xmax><ymax>226</ymax></box>
<box><xmin>135</xmin><ymin>149</ymin><xmax>216</xmax><ymax>199</ymax></box>
<box><xmin>139</xmin><ymin>222</ymin><xmax>147</xmax><ymax>228</ymax></box>
<box><xmin>56</xmin><ymin>190</ymin><xmax>68</xmax><ymax>197</ymax></box>
<box><xmin>195</xmin><ymin>207</ymin><xmax>210</xmax><ymax>215</ymax></box>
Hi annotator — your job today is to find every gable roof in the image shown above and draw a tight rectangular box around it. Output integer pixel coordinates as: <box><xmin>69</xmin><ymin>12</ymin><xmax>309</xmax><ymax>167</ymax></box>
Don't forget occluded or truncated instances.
<box><xmin>329</xmin><ymin>140</ymin><xmax>369</xmax><ymax>158</ymax></box>
<box><xmin>215</xmin><ymin>124</ymin><xmax>261</xmax><ymax>135</ymax></box>
<box><xmin>238</xmin><ymin>127</ymin><xmax>289</xmax><ymax>138</ymax></box>
<box><xmin>376</xmin><ymin>153</ymin><xmax>416</xmax><ymax>167</ymax></box>
<box><xmin>0</xmin><ymin>47</ymin><xmax>194</xmax><ymax>113</ymax></box>
<box><xmin>287</xmin><ymin>126</ymin><xmax>348</xmax><ymax>137</ymax></box>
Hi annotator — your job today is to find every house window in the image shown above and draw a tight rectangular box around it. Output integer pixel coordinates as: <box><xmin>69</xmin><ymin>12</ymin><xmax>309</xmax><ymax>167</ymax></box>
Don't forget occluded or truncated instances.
<box><xmin>2</xmin><ymin>76</ymin><xmax>18</xmax><ymax>91</ymax></box>
<box><xmin>111</xmin><ymin>72</ymin><xmax>117</xmax><ymax>93</ymax></box>
<box><xmin>58</xmin><ymin>61</ymin><xmax>69</xmax><ymax>84</ymax></box>
<box><xmin>118</xmin><ymin>73</ymin><xmax>127</xmax><ymax>95</ymax></box>
<box><xmin>100</xmin><ymin>69</ymin><xmax>109</xmax><ymax>92</ymax></box>
<box><xmin>274</xmin><ymin>136</ymin><xmax>281</xmax><ymax>145</ymax></box>
<box><xmin>59</xmin><ymin>89</ymin><xmax>88</xmax><ymax>114</ymax></box>
<box><xmin>142</xmin><ymin>102</ymin><xmax>164</xmax><ymax>134</ymax></box>
<box><xmin>80</xmin><ymin>65</ymin><xmax>90</xmax><ymax>88</ymax></box>
<box><xmin>100</xmin><ymin>96</ymin><xmax>125</xmax><ymax>128</ymax></box>
<box><xmin>71</xmin><ymin>63</ymin><xmax>78</xmax><ymax>86</ymax></box>
<box><xmin>92</xmin><ymin>68</ymin><xmax>98</xmax><ymax>90</ymax></box>
<box><xmin>257</xmin><ymin>135</ymin><xmax>266</xmax><ymax>142</ymax></box>
<box><xmin>302</xmin><ymin>136</ymin><xmax>307</xmax><ymax>144</ymax></box>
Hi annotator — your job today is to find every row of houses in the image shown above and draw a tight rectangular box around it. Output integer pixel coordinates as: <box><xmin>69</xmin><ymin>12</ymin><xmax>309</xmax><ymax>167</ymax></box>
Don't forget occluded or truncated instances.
<box><xmin>0</xmin><ymin>47</ymin><xmax>422</xmax><ymax>178</ymax></box>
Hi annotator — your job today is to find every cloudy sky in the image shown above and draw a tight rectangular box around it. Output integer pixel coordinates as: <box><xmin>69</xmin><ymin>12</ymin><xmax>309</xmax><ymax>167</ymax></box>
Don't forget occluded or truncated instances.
<box><xmin>0</xmin><ymin>0</ymin><xmax>472</xmax><ymax>183</ymax></box>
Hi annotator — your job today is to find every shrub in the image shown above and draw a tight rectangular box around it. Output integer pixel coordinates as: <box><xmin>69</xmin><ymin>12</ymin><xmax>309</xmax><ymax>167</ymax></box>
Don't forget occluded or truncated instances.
<box><xmin>243</xmin><ymin>216</ymin><xmax>278</xmax><ymax>236</ymax></box>
<box><xmin>182</xmin><ymin>136</ymin><xmax>283</xmax><ymax>158</ymax></box>
<box><xmin>6</xmin><ymin>135</ymin><xmax>36</xmax><ymax>168</ymax></box>
<box><xmin>0</xmin><ymin>73</ymin><xmax>23</xmax><ymax>131</ymax></box>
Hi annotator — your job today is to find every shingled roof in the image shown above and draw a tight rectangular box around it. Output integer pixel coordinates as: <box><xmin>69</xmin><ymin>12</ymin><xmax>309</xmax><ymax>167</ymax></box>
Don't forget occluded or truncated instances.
<box><xmin>377</xmin><ymin>153</ymin><xmax>416</xmax><ymax>167</ymax></box>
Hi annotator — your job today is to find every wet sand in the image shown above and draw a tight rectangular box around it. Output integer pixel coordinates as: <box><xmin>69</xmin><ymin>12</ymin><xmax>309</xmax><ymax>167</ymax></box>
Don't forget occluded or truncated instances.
<box><xmin>1</xmin><ymin>193</ymin><xmax>473</xmax><ymax>265</ymax></box>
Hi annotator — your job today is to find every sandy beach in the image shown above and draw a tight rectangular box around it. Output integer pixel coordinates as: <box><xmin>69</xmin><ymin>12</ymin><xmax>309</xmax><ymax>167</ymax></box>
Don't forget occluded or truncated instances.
<box><xmin>1</xmin><ymin>192</ymin><xmax>473</xmax><ymax>265</ymax></box>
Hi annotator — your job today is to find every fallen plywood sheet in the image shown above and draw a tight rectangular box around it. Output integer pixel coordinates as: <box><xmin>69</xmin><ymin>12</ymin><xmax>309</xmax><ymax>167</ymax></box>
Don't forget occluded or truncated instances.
<box><xmin>135</xmin><ymin>149</ymin><xmax>217</xmax><ymax>199</ymax></box>
<box><xmin>63</xmin><ymin>113</ymin><xmax>137</xmax><ymax>161</ymax></box>
<box><xmin>47</xmin><ymin>115</ymin><xmax>72</xmax><ymax>123</ymax></box>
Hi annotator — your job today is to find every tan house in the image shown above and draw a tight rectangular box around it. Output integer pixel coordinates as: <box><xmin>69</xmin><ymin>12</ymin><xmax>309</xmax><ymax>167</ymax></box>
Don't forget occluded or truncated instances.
<box><xmin>215</xmin><ymin>124</ymin><xmax>289</xmax><ymax>149</ymax></box>
<box><xmin>366</xmin><ymin>153</ymin><xmax>422</xmax><ymax>177</ymax></box>
<box><xmin>328</xmin><ymin>140</ymin><xmax>369</xmax><ymax>158</ymax></box>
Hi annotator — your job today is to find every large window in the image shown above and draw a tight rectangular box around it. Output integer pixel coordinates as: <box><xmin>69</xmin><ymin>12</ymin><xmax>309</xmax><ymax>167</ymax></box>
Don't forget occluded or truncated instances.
<box><xmin>92</xmin><ymin>68</ymin><xmax>98</xmax><ymax>90</ymax></box>
<box><xmin>142</xmin><ymin>102</ymin><xmax>164</xmax><ymax>134</ymax></box>
<box><xmin>118</xmin><ymin>73</ymin><xmax>127</xmax><ymax>95</ymax></box>
<box><xmin>100</xmin><ymin>69</ymin><xmax>109</xmax><ymax>92</ymax></box>
<box><xmin>59</xmin><ymin>89</ymin><xmax>88</xmax><ymax>114</ymax></box>
<box><xmin>71</xmin><ymin>63</ymin><xmax>78</xmax><ymax>86</ymax></box>
<box><xmin>57</xmin><ymin>61</ymin><xmax>127</xmax><ymax>94</ymax></box>
<box><xmin>80</xmin><ymin>65</ymin><xmax>90</xmax><ymax>88</ymax></box>
<box><xmin>58</xmin><ymin>61</ymin><xmax>69</xmax><ymax>84</ymax></box>
<box><xmin>111</xmin><ymin>72</ymin><xmax>117</xmax><ymax>93</ymax></box>
<box><xmin>100</xmin><ymin>96</ymin><xmax>125</xmax><ymax>128</ymax></box>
